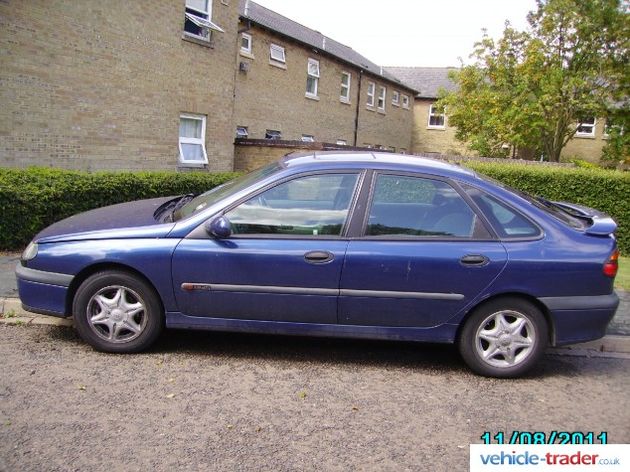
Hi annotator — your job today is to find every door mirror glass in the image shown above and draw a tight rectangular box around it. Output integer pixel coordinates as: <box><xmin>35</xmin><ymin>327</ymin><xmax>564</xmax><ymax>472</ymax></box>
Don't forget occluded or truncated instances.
<box><xmin>206</xmin><ymin>216</ymin><xmax>232</xmax><ymax>239</ymax></box>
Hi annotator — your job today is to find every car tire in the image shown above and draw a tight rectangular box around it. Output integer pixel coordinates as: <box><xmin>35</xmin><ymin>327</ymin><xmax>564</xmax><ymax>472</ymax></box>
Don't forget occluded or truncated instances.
<box><xmin>72</xmin><ymin>270</ymin><xmax>164</xmax><ymax>353</ymax></box>
<box><xmin>458</xmin><ymin>297</ymin><xmax>548</xmax><ymax>378</ymax></box>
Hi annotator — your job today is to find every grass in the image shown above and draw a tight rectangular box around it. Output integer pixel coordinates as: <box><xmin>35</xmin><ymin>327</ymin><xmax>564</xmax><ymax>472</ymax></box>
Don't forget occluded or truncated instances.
<box><xmin>617</xmin><ymin>256</ymin><xmax>630</xmax><ymax>291</ymax></box>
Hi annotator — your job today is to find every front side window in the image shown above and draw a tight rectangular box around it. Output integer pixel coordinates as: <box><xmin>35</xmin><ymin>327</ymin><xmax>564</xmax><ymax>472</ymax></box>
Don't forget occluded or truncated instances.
<box><xmin>226</xmin><ymin>173</ymin><xmax>360</xmax><ymax>236</ymax></box>
<box><xmin>179</xmin><ymin>114</ymin><xmax>208</xmax><ymax>164</ymax></box>
<box><xmin>366</xmin><ymin>175</ymin><xmax>480</xmax><ymax>238</ymax></box>
<box><xmin>366</xmin><ymin>82</ymin><xmax>375</xmax><ymax>107</ymax></box>
<box><xmin>576</xmin><ymin>117</ymin><xmax>596</xmax><ymax>137</ymax></box>
<box><xmin>428</xmin><ymin>104</ymin><xmax>446</xmax><ymax>128</ymax></box>
<box><xmin>240</xmin><ymin>33</ymin><xmax>252</xmax><ymax>54</ymax></box>
<box><xmin>184</xmin><ymin>0</ymin><xmax>223</xmax><ymax>39</ymax></box>
<box><xmin>270</xmin><ymin>43</ymin><xmax>286</xmax><ymax>63</ymax></box>
<box><xmin>340</xmin><ymin>72</ymin><xmax>351</xmax><ymax>102</ymax></box>
<box><xmin>265</xmin><ymin>129</ymin><xmax>282</xmax><ymax>140</ymax></box>
<box><xmin>306</xmin><ymin>58</ymin><xmax>320</xmax><ymax>98</ymax></box>
<box><xmin>377</xmin><ymin>86</ymin><xmax>386</xmax><ymax>111</ymax></box>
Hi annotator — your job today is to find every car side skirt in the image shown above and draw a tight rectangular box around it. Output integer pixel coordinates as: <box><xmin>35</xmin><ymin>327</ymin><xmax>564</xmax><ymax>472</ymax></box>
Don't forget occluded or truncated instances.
<box><xmin>166</xmin><ymin>312</ymin><xmax>458</xmax><ymax>343</ymax></box>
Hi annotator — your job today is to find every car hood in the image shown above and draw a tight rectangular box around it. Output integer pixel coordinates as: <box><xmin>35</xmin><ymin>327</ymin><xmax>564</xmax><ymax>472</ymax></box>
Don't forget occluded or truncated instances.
<box><xmin>35</xmin><ymin>196</ymin><xmax>177</xmax><ymax>243</ymax></box>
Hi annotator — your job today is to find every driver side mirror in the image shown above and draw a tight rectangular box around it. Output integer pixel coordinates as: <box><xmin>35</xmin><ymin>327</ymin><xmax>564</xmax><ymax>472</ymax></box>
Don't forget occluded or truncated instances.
<box><xmin>206</xmin><ymin>216</ymin><xmax>232</xmax><ymax>239</ymax></box>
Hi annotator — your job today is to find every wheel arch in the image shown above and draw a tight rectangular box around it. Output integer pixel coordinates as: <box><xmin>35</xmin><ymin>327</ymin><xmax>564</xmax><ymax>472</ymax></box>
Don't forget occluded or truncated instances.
<box><xmin>455</xmin><ymin>292</ymin><xmax>556</xmax><ymax>346</ymax></box>
<box><xmin>65</xmin><ymin>262</ymin><xmax>165</xmax><ymax>316</ymax></box>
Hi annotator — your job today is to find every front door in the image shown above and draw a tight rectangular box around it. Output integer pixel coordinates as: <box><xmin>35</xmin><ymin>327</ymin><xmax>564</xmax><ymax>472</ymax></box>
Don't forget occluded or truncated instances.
<box><xmin>339</xmin><ymin>173</ymin><xmax>507</xmax><ymax>327</ymax></box>
<box><xmin>172</xmin><ymin>172</ymin><xmax>361</xmax><ymax>324</ymax></box>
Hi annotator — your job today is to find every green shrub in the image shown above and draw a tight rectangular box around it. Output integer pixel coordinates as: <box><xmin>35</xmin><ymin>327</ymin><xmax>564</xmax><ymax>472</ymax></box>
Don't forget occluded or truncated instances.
<box><xmin>465</xmin><ymin>162</ymin><xmax>630</xmax><ymax>254</ymax></box>
<box><xmin>0</xmin><ymin>168</ymin><xmax>239</xmax><ymax>250</ymax></box>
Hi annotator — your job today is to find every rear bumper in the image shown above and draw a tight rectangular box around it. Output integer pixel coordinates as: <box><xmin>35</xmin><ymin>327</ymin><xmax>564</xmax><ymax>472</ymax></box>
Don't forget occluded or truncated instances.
<box><xmin>540</xmin><ymin>294</ymin><xmax>619</xmax><ymax>345</ymax></box>
<box><xmin>16</xmin><ymin>265</ymin><xmax>73</xmax><ymax>318</ymax></box>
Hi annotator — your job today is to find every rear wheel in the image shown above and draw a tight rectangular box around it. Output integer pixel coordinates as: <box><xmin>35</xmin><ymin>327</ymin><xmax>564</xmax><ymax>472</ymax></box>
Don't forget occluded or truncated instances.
<box><xmin>73</xmin><ymin>271</ymin><xmax>164</xmax><ymax>353</ymax></box>
<box><xmin>458</xmin><ymin>297</ymin><xmax>548</xmax><ymax>378</ymax></box>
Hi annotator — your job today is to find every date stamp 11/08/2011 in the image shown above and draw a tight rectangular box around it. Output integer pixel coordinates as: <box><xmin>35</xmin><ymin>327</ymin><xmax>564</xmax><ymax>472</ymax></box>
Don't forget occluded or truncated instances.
<box><xmin>481</xmin><ymin>431</ymin><xmax>608</xmax><ymax>445</ymax></box>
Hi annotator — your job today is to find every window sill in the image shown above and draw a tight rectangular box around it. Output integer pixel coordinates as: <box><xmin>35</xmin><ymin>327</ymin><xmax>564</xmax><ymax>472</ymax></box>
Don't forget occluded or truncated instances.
<box><xmin>402</xmin><ymin>106</ymin><xmax>410</xmax><ymax>110</ymax></box>
<box><xmin>305</xmin><ymin>94</ymin><xmax>320</xmax><ymax>101</ymax></box>
<box><xmin>427</xmin><ymin>126</ymin><xmax>446</xmax><ymax>131</ymax></box>
<box><xmin>574</xmin><ymin>133</ymin><xmax>596</xmax><ymax>139</ymax></box>
<box><xmin>182</xmin><ymin>32</ymin><xmax>214</xmax><ymax>48</ymax></box>
<box><xmin>240</xmin><ymin>50</ymin><xmax>255</xmax><ymax>60</ymax></box>
<box><xmin>377</xmin><ymin>109</ymin><xmax>386</xmax><ymax>115</ymax></box>
<box><xmin>269</xmin><ymin>60</ymin><xmax>287</xmax><ymax>70</ymax></box>
<box><xmin>178</xmin><ymin>160</ymin><xmax>208</xmax><ymax>168</ymax></box>
<box><xmin>392</xmin><ymin>102</ymin><xmax>400</xmax><ymax>107</ymax></box>
<box><xmin>366</xmin><ymin>105</ymin><xmax>375</xmax><ymax>111</ymax></box>
<box><xmin>339</xmin><ymin>98</ymin><xmax>351</xmax><ymax>105</ymax></box>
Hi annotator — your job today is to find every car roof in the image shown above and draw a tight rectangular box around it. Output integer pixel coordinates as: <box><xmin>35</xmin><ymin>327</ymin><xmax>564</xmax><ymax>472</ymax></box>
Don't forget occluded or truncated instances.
<box><xmin>280</xmin><ymin>151</ymin><xmax>477</xmax><ymax>180</ymax></box>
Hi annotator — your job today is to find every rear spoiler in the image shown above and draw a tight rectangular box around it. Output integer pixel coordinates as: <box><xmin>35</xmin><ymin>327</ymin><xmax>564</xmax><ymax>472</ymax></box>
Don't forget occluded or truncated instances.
<box><xmin>552</xmin><ymin>201</ymin><xmax>617</xmax><ymax>236</ymax></box>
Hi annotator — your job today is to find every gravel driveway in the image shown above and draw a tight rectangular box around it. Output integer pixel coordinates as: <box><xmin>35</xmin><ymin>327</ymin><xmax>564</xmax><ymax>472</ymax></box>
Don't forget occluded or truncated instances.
<box><xmin>1</xmin><ymin>324</ymin><xmax>629</xmax><ymax>471</ymax></box>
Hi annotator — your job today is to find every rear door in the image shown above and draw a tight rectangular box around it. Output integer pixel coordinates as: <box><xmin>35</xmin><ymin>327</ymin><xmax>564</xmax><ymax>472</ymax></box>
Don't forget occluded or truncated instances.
<box><xmin>339</xmin><ymin>172</ymin><xmax>507</xmax><ymax>327</ymax></box>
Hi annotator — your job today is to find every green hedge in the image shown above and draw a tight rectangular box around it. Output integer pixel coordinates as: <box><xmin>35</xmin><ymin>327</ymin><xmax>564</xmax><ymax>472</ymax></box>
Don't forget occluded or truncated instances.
<box><xmin>1</xmin><ymin>164</ymin><xmax>629</xmax><ymax>254</ymax></box>
<box><xmin>465</xmin><ymin>162</ymin><xmax>630</xmax><ymax>254</ymax></box>
<box><xmin>0</xmin><ymin>168</ymin><xmax>238</xmax><ymax>251</ymax></box>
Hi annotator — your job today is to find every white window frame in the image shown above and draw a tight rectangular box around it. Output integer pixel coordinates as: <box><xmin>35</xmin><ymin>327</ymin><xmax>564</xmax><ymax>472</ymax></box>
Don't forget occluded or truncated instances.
<box><xmin>576</xmin><ymin>117</ymin><xmax>596</xmax><ymax>138</ymax></box>
<box><xmin>427</xmin><ymin>104</ymin><xmax>446</xmax><ymax>129</ymax></box>
<box><xmin>402</xmin><ymin>94</ymin><xmax>410</xmax><ymax>109</ymax></box>
<box><xmin>236</xmin><ymin>126</ymin><xmax>248</xmax><ymax>138</ymax></box>
<box><xmin>336</xmin><ymin>139</ymin><xmax>347</xmax><ymax>146</ymax></box>
<box><xmin>301</xmin><ymin>134</ymin><xmax>315</xmax><ymax>142</ymax></box>
<box><xmin>392</xmin><ymin>90</ymin><xmax>400</xmax><ymax>106</ymax></box>
<box><xmin>305</xmin><ymin>58</ymin><xmax>320</xmax><ymax>99</ymax></box>
<box><xmin>240</xmin><ymin>33</ymin><xmax>252</xmax><ymax>55</ymax></box>
<box><xmin>265</xmin><ymin>129</ymin><xmax>282</xmax><ymax>140</ymax></box>
<box><xmin>184</xmin><ymin>0</ymin><xmax>224</xmax><ymax>40</ymax></box>
<box><xmin>377</xmin><ymin>86</ymin><xmax>386</xmax><ymax>111</ymax></box>
<box><xmin>179</xmin><ymin>113</ymin><xmax>208</xmax><ymax>165</ymax></box>
<box><xmin>366</xmin><ymin>82</ymin><xmax>375</xmax><ymax>107</ymax></box>
<box><xmin>270</xmin><ymin>43</ymin><xmax>286</xmax><ymax>63</ymax></box>
<box><xmin>340</xmin><ymin>72</ymin><xmax>351</xmax><ymax>103</ymax></box>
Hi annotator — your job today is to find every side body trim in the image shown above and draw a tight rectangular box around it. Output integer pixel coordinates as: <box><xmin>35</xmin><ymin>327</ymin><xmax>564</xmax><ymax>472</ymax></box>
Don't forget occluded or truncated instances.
<box><xmin>15</xmin><ymin>265</ymin><xmax>74</xmax><ymax>287</ymax></box>
<box><xmin>539</xmin><ymin>294</ymin><xmax>619</xmax><ymax>311</ymax></box>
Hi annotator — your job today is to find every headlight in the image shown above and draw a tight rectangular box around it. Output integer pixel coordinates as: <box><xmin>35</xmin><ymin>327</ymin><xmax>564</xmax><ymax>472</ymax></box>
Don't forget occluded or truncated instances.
<box><xmin>21</xmin><ymin>242</ymin><xmax>38</xmax><ymax>262</ymax></box>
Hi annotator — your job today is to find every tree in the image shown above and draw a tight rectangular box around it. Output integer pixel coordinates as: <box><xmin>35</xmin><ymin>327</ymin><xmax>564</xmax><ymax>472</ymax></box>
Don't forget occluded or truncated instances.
<box><xmin>439</xmin><ymin>0</ymin><xmax>629</xmax><ymax>161</ymax></box>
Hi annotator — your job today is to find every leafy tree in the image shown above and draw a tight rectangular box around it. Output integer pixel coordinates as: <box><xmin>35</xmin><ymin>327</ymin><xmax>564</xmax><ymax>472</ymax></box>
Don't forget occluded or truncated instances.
<box><xmin>439</xmin><ymin>0</ymin><xmax>629</xmax><ymax>161</ymax></box>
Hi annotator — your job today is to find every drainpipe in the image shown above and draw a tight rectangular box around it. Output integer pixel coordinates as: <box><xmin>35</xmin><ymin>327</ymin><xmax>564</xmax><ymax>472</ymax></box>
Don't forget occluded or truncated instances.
<box><xmin>353</xmin><ymin>69</ymin><xmax>363</xmax><ymax>147</ymax></box>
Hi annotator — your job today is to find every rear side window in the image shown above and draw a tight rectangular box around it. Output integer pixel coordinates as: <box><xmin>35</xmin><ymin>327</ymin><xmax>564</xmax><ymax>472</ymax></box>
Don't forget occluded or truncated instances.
<box><xmin>366</xmin><ymin>175</ymin><xmax>487</xmax><ymax>238</ymax></box>
<box><xmin>464</xmin><ymin>185</ymin><xmax>541</xmax><ymax>239</ymax></box>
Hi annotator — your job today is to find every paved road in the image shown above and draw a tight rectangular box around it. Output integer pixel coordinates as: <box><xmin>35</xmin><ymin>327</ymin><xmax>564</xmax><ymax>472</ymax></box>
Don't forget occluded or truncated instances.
<box><xmin>1</xmin><ymin>325</ymin><xmax>629</xmax><ymax>471</ymax></box>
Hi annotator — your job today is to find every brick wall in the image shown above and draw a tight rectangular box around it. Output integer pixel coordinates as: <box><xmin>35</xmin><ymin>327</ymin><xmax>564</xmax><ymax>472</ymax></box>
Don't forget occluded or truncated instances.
<box><xmin>233</xmin><ymin>23</ymin><xmax>414</xmax><ymax>152</ymax></box>
<box><xmin>0</xmin><ymin>0</ymin><xmax>240</xmax><ymax>171</ymax></box>
<box><xmin>560</xmin><ymin>119</ymin><xmax>607</xmax><ymax>162</ymax></box>
<box><xmin>411</xmin><ymin>99</ymin><xmax>471</xmax><ymax>156</ymax></box>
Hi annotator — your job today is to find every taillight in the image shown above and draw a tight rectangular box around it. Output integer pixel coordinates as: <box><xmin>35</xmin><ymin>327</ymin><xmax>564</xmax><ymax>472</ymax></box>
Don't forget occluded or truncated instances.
<box><xmin>603</xmin><ymin>249</ymin><xmax>619</xmax><ymax>278</ymax></box>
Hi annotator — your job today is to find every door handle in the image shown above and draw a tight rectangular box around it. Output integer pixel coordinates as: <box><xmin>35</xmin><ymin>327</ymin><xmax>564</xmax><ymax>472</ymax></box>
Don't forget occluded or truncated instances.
<box><xmin>460</xmin><ymin>254</ymin><xmax>489</xmax><ymax>266</ymax></box>
<box><xmin>304</xmin><ymin>251</ymin><xmax>334</xmax><ymax>264</ymax></box>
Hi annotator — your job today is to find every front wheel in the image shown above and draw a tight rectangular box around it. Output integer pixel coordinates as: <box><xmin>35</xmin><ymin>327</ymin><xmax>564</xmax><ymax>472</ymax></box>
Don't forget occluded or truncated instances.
<box><xmin>458</xmin><ymin>298</ymin><xmax>548</xmax><ymax>378</ymax></box>
<box><xmin>72</xmin><ymin>271</ymin><xmax>164</xmax><ymax>353</ymax></box>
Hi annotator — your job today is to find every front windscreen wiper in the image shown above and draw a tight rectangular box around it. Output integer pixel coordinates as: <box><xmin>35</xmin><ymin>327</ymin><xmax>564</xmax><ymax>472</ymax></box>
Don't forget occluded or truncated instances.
<box><xmin>163</xmin><ymin>194</ymin><xmax>195</xmax><ymax>223</ymax></box>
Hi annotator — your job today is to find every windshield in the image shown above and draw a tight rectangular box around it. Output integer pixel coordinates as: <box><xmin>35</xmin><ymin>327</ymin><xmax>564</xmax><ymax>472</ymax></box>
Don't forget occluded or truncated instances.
<box><xmin>173</xmin><ymin>162</ymin><xmax>281</xmax><ymax>221</ymax></box>
<box><xmin>477</xmin><ymin>173</ymin><xmax>585</xmax><ymax>229</ymax></box>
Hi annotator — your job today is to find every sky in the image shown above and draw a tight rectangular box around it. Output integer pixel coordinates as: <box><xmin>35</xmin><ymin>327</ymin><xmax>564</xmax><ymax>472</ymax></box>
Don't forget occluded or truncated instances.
<box><xmin>253</xmin><ymin>0</ymin><xmax>539</xmax><ymax>67</ymax></box>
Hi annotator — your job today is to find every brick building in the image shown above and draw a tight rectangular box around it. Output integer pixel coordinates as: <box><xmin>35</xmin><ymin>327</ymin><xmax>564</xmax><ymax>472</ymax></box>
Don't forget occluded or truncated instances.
<box><xmin>0</xmin><ymin>0</ymin><xmax>416</xmax><ymax>172</ymax></box>
<box><xmin>386</xmin><ymin>66</ymin><xmax>613</xmax><ymax>162</ymax></box>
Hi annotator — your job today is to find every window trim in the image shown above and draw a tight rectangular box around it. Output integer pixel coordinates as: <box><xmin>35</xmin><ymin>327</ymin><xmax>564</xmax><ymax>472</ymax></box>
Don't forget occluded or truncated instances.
<box><xmin>240</xmin><ymin>32</ymin><xmax>252</xmax><ymax>55</ymax></box>
<box><xmin>179</xmin><ymin>113</ymin><xmax>208</xmax><ymax>165</ymax></box>
<box><xmin>265</xmin><ymin>129</ymin><xmax>282</xmax><ymax>140</ymax></box>
<box><xmin>575</xmin><ymin>117</ymin><xmax>596</xmax><ymax>138</ymax></box>
<box><xmin>392</xmin><ymin>90</ymin><xmax>400</xmax><ymax>106</ymax></box>
<box><xmin>236</xmin><ymin>126</ymin><xmax>249</xmax><ymax>138</ymax></box>
<box><xmin>401</xmin><ymin>94</ymin><xmax>410</xmax><ymax>110</ymax></box>
<box><xmin>366</xmin><ymin>82</ymin><xmax>375</xmax><ymax>107</ymax></box>
<box><xmin>305</xmin><ymin>58</ymin><xmax>320</xmax><ymax>99</ymax></box>
<box><xmin>427</xmin><ymin>104</ymin><xmax>446</xmax><ymax>129</ymax></box>
<box><xmin>340</xmin><ymin>71</ymin><xmax>351</xmax><ymax>103</ymax></box>
<box><xmin>269</xmin><ymin>43</ymin><xmax>286</xmax><ymax>64</ymax></box>
<box><xmin>377</xmin><ymin>86</ymin><xmax>386</xmax><ymax>112</ymax></box>
<box><xmin>301</xmin><ymin>134</ymin><xmax>315</xmax><ymax>142</ymax></box>
<box><xmin>336</xmin><ymin>139</ymin><xmax>348</xmax><ymax>146</ymax></box>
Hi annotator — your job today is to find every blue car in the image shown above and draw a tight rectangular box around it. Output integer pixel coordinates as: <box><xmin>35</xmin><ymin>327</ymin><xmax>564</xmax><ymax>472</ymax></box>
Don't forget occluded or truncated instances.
<box><xmin>16</xmin><ymin>152</ymin><xmax>620</xmax><ymax>377</ymax></box>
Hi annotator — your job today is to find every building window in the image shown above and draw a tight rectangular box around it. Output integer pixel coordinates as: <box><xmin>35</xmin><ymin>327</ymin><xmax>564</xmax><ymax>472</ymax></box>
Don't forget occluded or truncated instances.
<box><xmin>179</xmin><ymin>114</ymin><xmax>208</xmax><ymax>165</ymax></box>
<box><xmin>336</xmin><ymin>139</ymin><xmax>347</xmax><ymax>146</ymax></box>
<box><xmin>366</xmin><ymin>82</ymin><xmax>375</xmax><ymax>107</ymax></box>
<box><xmin>428</xmin><ymin>104</ymin><xmax>446</xmax><ymax>128</ymax></box>
<box><xmin>603</xmin><ymin>119</ymin><xmax>624</xmax><ymax>139</ymax></box>
<box><xmin>270</xmin><ymin>43</ymin><xmax>286</xmax><ymax>63</ymax></box>
<box><xmin>236</xmin><ymin>126</ymin><xmax>248</xmax><ymax>138</ymax></box>
<box><xmin>265</xmin><ymin>129</ymin><xmax>282</xmax><ymax>140</ymax></box>
<box><xmin>402</xmin><ymin>94</ymin><xmax>410</xmax><ymax>109</ymax></box>
<box><xmin>240</xmin><ymin>33</ymin><xmax>252</xmax><ymax>55</ymax></box>
<box><xmin>576</xmin><ymin>117</ymin><xmax>596</xmax><ymax>137</ymax></box>
<box><xmin>301</xmin><ymin>134</ymin><xmax>315</xmax><ymax>142</ymax></box>
<box><xmin>392</xmin><ymin>91</ymin><xmax>400</xmax><ymax>106</ymax></box>
<box><xmin>340</xmin><ymin>72</ymin><xmax>351</xmax><ymax>103</ymax></box>
<box><xmin>306</xmin><ymin>58</ymin><xmax>320</xmax><ymax>98</ymax></box>
<box><xmin>184</xmin><ymin>0</ymin><xmax>223</xmax><ymax>40</ymax></box>
<box><xmin>377</xmin><ymin>86</ymin><xmax>386</xmax><ymax>111</ymax></box>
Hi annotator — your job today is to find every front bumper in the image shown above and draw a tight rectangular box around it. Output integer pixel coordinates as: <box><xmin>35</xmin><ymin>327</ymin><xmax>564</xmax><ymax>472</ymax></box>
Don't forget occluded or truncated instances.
<box><xmin>540</xmin><ymin>294</ymin><xmax>620</xmax><ymax>345</ymax></box>
<box><xmin>16</xmin><ymin>265</ymin><xmax>73</xmax><ymax>318</ymax></box>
